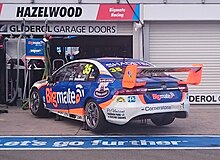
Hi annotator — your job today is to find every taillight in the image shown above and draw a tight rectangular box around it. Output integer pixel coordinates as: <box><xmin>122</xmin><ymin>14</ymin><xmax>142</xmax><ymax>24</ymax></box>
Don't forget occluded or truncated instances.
<box><xmin>116</xmin><ymin>88</ymin><xmax>147</xmax><ymax>95</ymax></box>
<box><xmin>178</xmin><ymin>84</ymin><xmax>188</xmax><ymax>92</ymax></box>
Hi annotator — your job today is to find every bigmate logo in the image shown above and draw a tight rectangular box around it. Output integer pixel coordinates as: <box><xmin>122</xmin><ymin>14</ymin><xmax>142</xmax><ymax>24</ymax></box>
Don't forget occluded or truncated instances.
<box><xmin>96</xmin><ymin>4</ymin><xmax>140</xmax><ymax>20</ymax></box>
<box><xmin>152</xmin><ymin>92</ymin><xmax>175</xmax><ymax>101</ymax></box>
<box><xmin>46</xmin><ymin>84</ymin><xmax>84</xmax><ymax>107</ymax></box>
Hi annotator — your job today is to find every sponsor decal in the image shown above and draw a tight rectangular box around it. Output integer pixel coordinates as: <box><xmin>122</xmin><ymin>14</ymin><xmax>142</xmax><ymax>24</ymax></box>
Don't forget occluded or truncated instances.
<box><xmin>105</xmin><ymin>61</ymin><xmax>150</xmax><ymax>68</ymax></box>
<box><xmin>26</xmin><ymin>38</ymin><xmax>45</xmax><ymax>59</ymax></box>
<box><xmin>98</xmin><ymin>78</ymin><xmax>115</xmax><ymax>83</ymax></box>
<box><xmin>127</xmin><ymin>70</ymin><xmax>132</xmax><ymax>78</ymax></box>
<box><xmin>116</xmin><ymin>97</ymin><xmax>126</xmax><ymax>103</ymax></box>
<box><xmin>128</xmin><ymin>96</ymin><xmax>136</xmax><ymax>103</ymax></box>
<box><xmin>152</xmin><ymin>92</ymin><xmax>175</xmax><ymax>101</ymax></box>
<box><xmin>16</xmin><ymin>6</ymin><xmax>82</xmax><ymax>18</ymax></box>
<box><xmin>189</xmin><ymin>94</ymin><xmax>220</xmax><ymax>104</ymax></box>
<box><xmin>74</xmin><ymin>77</ymin><xmax>86</xmax><ymax>81</ymax></box>
<box><xmin>106</xmin><ymin>108</ymin><xmax>126</xmax><ymax>119</ymax></box>
<box><xmin>97</xmin><ymin>4</ymin><xmax>140</xmax><ymax>20</ymax></box>
<box><xmin>28</xmin><ymin>40</ymin><xmax>44</xmax><ymax>45</ymax></box>
<box><xmin>144</xmin><ymin>106</ymin><xmax>171</xmax><ymax>112</ymax></box>
<box><xmin>108</xmin><ymin>67</ymin><xmax>122</xmax><ymax>73</ymax></box>
<box><xmin>45</xmin><ymin>84</ymin><xmax>84</xmax><ymax>107</ymax></box>
<box><xmin>94</xmin><ymin>83</ymin><xmax>110</xmax><ymax>98</ymax></box>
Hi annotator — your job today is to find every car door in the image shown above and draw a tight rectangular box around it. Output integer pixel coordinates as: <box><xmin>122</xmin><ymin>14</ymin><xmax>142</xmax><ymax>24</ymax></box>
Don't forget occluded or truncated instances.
<box><xmin>67</xmin><ymin>62</ymin><xmax>99</xmax><ymax>117</ymax></box>
<box><xmin>45</xmin><ymin>64</ymin><xmax>74</xmax><ymax>113</ymax></box>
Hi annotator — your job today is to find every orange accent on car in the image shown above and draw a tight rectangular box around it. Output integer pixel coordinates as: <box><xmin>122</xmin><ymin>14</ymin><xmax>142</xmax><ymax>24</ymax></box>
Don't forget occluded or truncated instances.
<box><xmin>122</xmin><ymin>64</ymin><xmax>146</xmax><ymax>89</ymax></box>
<box><xmin>69</xmin><ymin>108</ymin><xmax>85</xmax><ymax>116</ymax></box>
<box><xmin>52</xmin><ymin>108</ymin><xmax>85</xmax><ymax>116</ymax></box>
<box><xmin>181</xmin><ymin>92</ymin><xmax>186</xmax><ymax>101</ymax></box>
<box><xmin>46</xmin><ymin>88</ymin><xmax>58</xmax><ymax>107</ymax></box>
<box><xmin>122</xmin><ymin>64</ymin><xmax>137</xmax><ymax>89</ymax></box>
<box><xmin>99</xmin><ymin>96</ymin><xmax>117</xmax><ymax>109</ymax></box>
<box><xmin>76</xmin><ymin>94</ymin><xmax>80</xmax><ymax>104</ymax></box>
<box><xmin>138</xmin><ymin>95</ymin><xmax>146</xmax><ymax>104</ymax></box>
<box><xmin>178</xmin><ymin>64</ymin><xmax>203</xmax><ymax>85</ymax></box>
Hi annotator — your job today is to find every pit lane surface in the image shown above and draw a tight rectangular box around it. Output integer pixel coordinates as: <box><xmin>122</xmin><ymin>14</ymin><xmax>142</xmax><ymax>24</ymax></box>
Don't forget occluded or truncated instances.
<box><xmin>0</xmin><ymin>105</ymin><xmax>220</xmax><ymax>160</ymax></box>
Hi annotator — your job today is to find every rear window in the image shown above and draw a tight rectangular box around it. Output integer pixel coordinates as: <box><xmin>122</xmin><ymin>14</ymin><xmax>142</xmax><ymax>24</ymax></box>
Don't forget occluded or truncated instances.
<box><xmin>108</xmin><ymin>66</ymin><xmax>167</xmax><ymax>79</ymax></box>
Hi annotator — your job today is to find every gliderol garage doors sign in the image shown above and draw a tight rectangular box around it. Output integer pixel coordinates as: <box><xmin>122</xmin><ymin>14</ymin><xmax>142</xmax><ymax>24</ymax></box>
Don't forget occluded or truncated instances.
<box><xmin>5</xmin><ymin>23</ymin><xmax>118</xmax><ymax>35</ymax></box>
<box><xmin>0</xmin><ymin>4</ymin><xmax>140</xmax><ymax>21</ymax></box>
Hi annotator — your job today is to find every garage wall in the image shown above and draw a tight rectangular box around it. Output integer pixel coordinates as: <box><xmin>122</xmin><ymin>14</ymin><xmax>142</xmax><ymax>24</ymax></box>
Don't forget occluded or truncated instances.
<box><xmin>148</xmin><ymin>22</ymin><xmax>220</xmax><ymax>95</ymax></box>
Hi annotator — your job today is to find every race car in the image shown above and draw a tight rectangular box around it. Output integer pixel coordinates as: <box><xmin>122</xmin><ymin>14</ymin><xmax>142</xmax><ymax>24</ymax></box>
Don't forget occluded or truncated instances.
<box><xmin>29</xmin><ymin>57</ymin><xmax>203</xmax><ymax>132</ymax></box>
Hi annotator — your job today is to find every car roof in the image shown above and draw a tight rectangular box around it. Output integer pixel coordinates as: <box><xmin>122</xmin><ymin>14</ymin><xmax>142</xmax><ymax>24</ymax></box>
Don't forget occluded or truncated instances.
<box><xmin>93</xmin><ymin>57</ymin><xmax>153</xmax><ymax>68</ymax></box>
<box><xmin>56</xmin><ymin>57</ymin><xmax>153</xmax><ymax>73</ymax></box>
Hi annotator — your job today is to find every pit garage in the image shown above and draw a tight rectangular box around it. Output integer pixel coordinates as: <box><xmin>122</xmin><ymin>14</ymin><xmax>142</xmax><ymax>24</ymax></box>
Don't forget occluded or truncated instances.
<box><xmin>0</xmin><ymin>3</ymin><xmax>141</xmax><ymax>105</ymax></box>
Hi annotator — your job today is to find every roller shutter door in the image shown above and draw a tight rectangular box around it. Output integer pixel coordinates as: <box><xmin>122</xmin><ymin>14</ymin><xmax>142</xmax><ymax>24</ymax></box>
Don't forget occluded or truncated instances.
<box><xmin>149</xmin><ymin>22</ymin><xmax>220</xmax><ymax>104</ymax></box>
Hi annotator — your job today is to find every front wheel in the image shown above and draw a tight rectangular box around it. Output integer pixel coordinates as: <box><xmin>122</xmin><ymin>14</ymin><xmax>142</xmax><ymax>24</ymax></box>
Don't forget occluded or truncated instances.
<box><xmin>30</xmin><ymin>89</ymin><xmax>49</xmax><ymax>117</ymax></box>
<box><xmin>151</xmin><ymin>113</ymin><xmax>175</xmax><ymax>126</ymax></box>
<box><xmin>85</xmin><ymin>100</ymin><xmax>107</xmax><ymax>132</ymax></box>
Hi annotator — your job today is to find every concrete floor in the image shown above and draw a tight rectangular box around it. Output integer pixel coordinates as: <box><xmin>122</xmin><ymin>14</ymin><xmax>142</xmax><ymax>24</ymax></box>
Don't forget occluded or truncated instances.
<box><xmin>0</xmin><ymin>105</ymin><xmax>219</xmax><ymax>136</ymax></box>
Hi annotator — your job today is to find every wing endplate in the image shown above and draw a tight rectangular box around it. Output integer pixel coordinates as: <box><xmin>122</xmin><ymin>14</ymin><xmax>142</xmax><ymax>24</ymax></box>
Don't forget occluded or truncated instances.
<box><xmin>122</xmin><ymin>64</ymin><xmax>203</xmax><ymax>88</ymax></box>
<box><xmin>178</xmin><ymin>64</ymin><xmax>203</xmax><ymax>85</ymax></box>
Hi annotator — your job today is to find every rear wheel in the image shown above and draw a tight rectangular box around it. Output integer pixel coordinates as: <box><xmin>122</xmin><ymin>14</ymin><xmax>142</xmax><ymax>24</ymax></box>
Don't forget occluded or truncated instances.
<box><xmin>151</xmin><ymin>113</ymin><xmax>175</xmax><ymax>126</ymax></box>
<box><xmin>30</xmin><ymin>89</ymin><xmax>49</xmax><ymax>117</ymax></box>
<box><xmin>85</xmin><ymin>100</ymin><xmax>107</xmax><ymax>132</ymax></box>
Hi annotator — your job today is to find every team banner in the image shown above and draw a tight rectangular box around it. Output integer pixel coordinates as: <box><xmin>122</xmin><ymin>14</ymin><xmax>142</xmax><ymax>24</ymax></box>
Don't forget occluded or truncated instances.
<box><xmin>0</xmin><ymin>4</ymin><xmax>139</xmax><ymax>21</ymax></box>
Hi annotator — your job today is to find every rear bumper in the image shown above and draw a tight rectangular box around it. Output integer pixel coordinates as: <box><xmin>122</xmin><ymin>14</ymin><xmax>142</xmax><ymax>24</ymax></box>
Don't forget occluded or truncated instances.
<box><xmin>101</xmin><ymin>93</ymin><xmax>190</xmax><ymax>125</ymax></box>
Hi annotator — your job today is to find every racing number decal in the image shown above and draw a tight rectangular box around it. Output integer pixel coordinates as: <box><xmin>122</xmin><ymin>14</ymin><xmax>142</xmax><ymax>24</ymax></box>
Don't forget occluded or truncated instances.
<box><xmin>109</xmin><ymin>67</ymin><xmax>122</xmax><ymax>73</ymax></box>
<box><xmin>83</xmin><ymin>64</ymin><xmax>93</xmax><ymax>75</ymax></box>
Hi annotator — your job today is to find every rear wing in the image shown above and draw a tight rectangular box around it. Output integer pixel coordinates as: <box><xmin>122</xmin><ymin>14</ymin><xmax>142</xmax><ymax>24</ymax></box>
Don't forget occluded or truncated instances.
<box><xmin>122</xmin><ymin>64</ymin><xmax>203</xmax><ymax>89</ymax></box>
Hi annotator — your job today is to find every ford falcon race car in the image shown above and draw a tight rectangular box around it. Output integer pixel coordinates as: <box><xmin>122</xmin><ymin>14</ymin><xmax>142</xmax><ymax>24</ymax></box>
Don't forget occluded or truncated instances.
<box><xmin>29</xmin><ymin>57</ymin><xmax>203</xmax><ymax>132</ymax></box>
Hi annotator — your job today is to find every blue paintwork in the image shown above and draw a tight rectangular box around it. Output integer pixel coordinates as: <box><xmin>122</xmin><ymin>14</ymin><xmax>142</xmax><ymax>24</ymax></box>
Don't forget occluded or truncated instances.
<box><xmin>36</xmin><ymin>58</ymin><xmax>183</xmax><ymax>112</ymax></box>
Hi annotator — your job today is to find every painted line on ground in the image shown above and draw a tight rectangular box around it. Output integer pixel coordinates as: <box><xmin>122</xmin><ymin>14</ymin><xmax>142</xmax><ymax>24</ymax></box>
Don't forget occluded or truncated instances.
<box><xmin>0</xmin><ymin>135</ymin><xmax>220</xmax><ymax>150</ymax></box>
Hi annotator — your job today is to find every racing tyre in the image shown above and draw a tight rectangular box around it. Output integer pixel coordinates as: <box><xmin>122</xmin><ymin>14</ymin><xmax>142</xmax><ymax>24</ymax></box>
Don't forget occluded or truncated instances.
<box><xmin>30</xmin><ymin>89</ymin><xmax>49</xmax><ymax>117</ymax></box>
<box><xmin>85</xmin><ymin>100</ymin><xmax>107</xmax><ymax>132</ymax></box>
<box><xmin>151</xmin><ymin>113</ymin><xmax>175</xmax><ymax>126</ymax></box>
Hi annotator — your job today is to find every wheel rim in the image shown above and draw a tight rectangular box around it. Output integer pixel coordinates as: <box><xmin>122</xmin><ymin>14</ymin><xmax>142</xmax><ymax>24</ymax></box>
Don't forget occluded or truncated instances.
<box><xmin>85</xmin><ymin>102</ymin><xmax>99</xmax><ymax>129</ymax></box>
<box><xmin>30</xmin><ymin>91</ymin><xmax>40</xmax><ymax>113</ymax></box>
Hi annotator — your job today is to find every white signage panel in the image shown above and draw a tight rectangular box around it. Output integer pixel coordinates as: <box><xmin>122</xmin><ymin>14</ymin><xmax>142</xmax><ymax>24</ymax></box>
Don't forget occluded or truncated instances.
<box><xmin>0</xmin><ymin>22</ymin><xmax>118</xmax><ymax>35</ymax></box>
<box><xmin>0</xmin><ymin>4</ymin><xmax>98</xmax><ymax>21</ymax></box>
<box><xmin>189</xmin><ymin>94</ymin><xmax>220</xmax><ymax>104</ymax></box>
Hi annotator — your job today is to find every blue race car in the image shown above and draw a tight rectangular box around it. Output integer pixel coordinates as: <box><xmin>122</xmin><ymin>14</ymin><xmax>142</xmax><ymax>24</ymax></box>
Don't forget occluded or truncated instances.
<box><xmin>29</xmin><ymin>57</ymin><xmax>203</xmax><ymax>132</ymax></box>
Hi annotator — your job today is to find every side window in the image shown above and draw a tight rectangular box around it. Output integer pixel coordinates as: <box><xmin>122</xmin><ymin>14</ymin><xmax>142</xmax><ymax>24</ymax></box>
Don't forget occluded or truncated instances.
<box><xmin>73</xmin><ymin>63</ymin><xmax>99</xmax><ymax>82</ymax></box>
<box><xmin>63</xmin><ymin>64</ymin><xmax>78</xmax><ymax>81</ymax></box>
<box><xmin>53</xmin><ymin>67</ymin><xmax>67</xmax><ymax>82</ymax></box>
<box><xmin>53</xmin><ymin>63</ymin><xmax>78</xmax><ymax>82</ymax></box>
<box><xmin>88</xmin><ymin>65</ymin><xmax>99</xmax><ymax>81</ymax></box>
